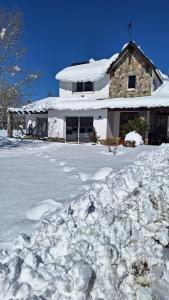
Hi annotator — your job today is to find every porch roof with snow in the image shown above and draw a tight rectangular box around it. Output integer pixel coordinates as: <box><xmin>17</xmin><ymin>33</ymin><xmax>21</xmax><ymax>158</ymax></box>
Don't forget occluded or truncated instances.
<box><xmin>9</xmin><ymin>80</ymin><xmax>169</xmax><ymax>114</ymax></box>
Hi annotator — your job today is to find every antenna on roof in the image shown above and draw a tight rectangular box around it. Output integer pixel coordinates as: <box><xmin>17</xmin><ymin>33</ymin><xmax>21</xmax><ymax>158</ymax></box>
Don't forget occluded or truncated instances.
<box><xmin>127</xmin><ymin>21</ymin><xmax>132</xmax><ymax>41</ymax></box>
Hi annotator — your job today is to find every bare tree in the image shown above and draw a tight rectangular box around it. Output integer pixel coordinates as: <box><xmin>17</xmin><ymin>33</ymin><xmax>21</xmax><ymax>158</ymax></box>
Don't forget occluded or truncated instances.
<box><xmin>0</xmin><ymin>7</ymin><xmax>40</xmax><ymax>128</ymax></box>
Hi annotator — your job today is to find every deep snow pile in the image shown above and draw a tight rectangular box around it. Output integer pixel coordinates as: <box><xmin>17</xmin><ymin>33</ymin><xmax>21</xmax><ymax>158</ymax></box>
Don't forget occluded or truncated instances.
<box><xmin>125</xmin><ymin>131</ymin><xmax>144</xmax><ymax>146</ymax></box>
<box><xmin>1</xmin><ymin>145</ymin><xmax>169</xmax><ymax>299</ymax></box>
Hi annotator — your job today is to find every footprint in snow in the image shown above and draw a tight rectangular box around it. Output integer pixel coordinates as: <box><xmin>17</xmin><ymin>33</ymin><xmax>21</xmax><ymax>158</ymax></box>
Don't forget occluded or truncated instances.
<box><xmin>92</xmin><ymin>167</ymin><xmax>113</xmax><ymax>181</ymax></box>
<box><xmin>70</xmin><ymin>193</ymin><xmax>77</xmax><ymax>198</ymax></box>
<box><xmin>63</xmin><ymin>166</ymin><xmax>75</xmax><ymax>173</ymax></box>
<box><xmin>50</xmin><ymin>158</ymin><xmax>57</xmax><ymax>162</ymax></box>
<box><xmin>59</xmin><ymin>161</ymin><xmax>66</xmax><ymax>167</ymax></box>
<box><xmin>79</xmin><ymin>172</ymin><xmax>90</xmax><ymax>182</ymax></box>
<box><xmin>82</xmin><ymin>185</ymin><xmax>90</xmax><ymax>191</ymax></box>
<box><xmin>72</xmin><ymin>174</ymin><xmax>79</xmax><ymax>179</ymax></box>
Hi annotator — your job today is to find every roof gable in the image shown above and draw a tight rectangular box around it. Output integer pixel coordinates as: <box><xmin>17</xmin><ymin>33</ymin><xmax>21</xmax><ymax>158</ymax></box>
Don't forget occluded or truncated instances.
<box><xmin>107</xmin><ymin>41</ymin><xmax>163</xmax><ymax>83</ymax></box>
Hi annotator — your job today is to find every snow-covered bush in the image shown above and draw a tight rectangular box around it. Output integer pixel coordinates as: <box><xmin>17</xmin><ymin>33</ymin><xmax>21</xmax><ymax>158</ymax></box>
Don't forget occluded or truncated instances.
<box><xmin>121</xmin><ymin>117</ymin><xmax>148</xmax><ymax>137</ymax></box>
<box><xmin>1</xmin><ymin>145</ymin><xmax>169</xmax><ymax>299</ymax></box>
<box><xmin>125</xmin><ymin>131</ymin><xmax>144</xmax><ymax>146</ymax></box>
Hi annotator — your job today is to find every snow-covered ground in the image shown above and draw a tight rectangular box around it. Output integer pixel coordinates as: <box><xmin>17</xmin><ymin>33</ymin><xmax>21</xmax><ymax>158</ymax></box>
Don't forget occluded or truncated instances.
<box><xmin>0</xmin><ymin>131</ymin><xmax>147</xmax><ymax>248</ymax></box>
<box><xmin>0</xmin><ymin>137</ymin><xmax>169</xmax><ymax>299</ymax></box>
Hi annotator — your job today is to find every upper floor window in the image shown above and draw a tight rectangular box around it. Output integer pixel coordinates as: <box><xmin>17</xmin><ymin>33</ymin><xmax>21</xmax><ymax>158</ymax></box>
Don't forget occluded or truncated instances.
<box><xmin>128</xmin><ymin>75</ymin><xmax>136</xmax><ymax>89</ymax></box>
<box><xmin>73</xmin><ymin>81</ymin><xmax>94</xmax><ymax>93</ymax></box>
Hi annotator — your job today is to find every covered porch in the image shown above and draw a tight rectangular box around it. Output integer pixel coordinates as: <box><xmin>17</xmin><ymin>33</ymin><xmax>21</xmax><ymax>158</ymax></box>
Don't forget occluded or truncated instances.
<box><xmin>7</xmin><ymin>109</ymin><xmax>48</xmax><ymax>139</ymax></box>
<box><xmin>107</xmin><ymin>107</ymin><xmax>169</xmax><ymax>145</ymax></box>
<box><xmin>149</xmin><ymin>109</ymin><xmax>169</xmax><ymax>144</ymax></box>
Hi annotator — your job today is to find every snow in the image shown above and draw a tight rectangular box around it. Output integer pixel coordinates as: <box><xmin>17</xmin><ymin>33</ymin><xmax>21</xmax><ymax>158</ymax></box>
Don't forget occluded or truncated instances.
<box><xmin>13</xmin><ymin>65</ymin><xmax>21</xmax><ymax>72</ymax></box>
<box><xmin>122</xmin><ymin>42</ymin><xmax>129</xmax><ymax>50</ymax></box>
<box><xmin>55</xmin><ymin>53</ymin><xmax>119</xmax><ymax>82</ymax></box>
<box><xmin>0</xmin><ymin>142</ymin><xmax>169</xmax><ymax>299</ymax></box>
<box><xmin>26</xmin><ymin>199</ymin><xmax>63</xmax><ymax>221</ymax></box>
<box><xmin>55</xmin><ymin>41</ymin><xmax>164</xmax><ymax>83</ymax></box>
<box><xmin>92</xmin><ymin>167</ymin><xmax>113</xmax><ymax>180</ymax></box>
<box><xmin>29</xmin><ymin>74</ymin><xmax>38</xmax><ymax>79</ymax></box>
<box><xmin>0</xmin><ymin>27</ymin><xmax>6</xmax><ymax>39</ymax></box>
<box><xmin>125</xmin><ymin>131</ymin><xmax>144</xmax><ymax>146</ymax></box>
<box><xmin>9</xmin><ymin>79</ymin><xmax>169</xmax><ymax>113</ymax></box>
<box><xmin>0</xmin><ymin>131</ymin><xmax>147</xmax><ymax>249</ymax></box>
<box><xmin>158</xmin><ymin>69</ymin><xmax>169</xmax><ymax>80</ymax></box>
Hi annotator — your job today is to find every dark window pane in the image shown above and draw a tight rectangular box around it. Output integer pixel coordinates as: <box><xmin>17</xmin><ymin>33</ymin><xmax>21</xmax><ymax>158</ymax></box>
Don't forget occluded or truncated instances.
<box><xmin>79</xmin><ymin>117</ymin><xmax>93</xmax><ymax>142</ymax></box>
<box><xmin>72</xmin><ymin>82</ymin><xmax>76</xmax><ymax>92</ymax></box>
<box><xmin>84</xmin><ymin>81</ymin><xmax>93</xmax><ymax>92</ymax></box>
<box><xmin>128</xmin><ymin>75</ymin><xmax>136</xmax><ymax>89</ymax></box>
<box><xmin>76</xmin><ymin>82</ymin><xmax>83</xmax><ymax>92</ymax></box>
<box><xmin>66</xmin><ymin>117</ymin><xmax>78</xmax><ymax>142</ymax></box>
<box><xmin>37</xmin><ymin>118</ymin><xmax>48</xmax><ymax>137</ymax></box>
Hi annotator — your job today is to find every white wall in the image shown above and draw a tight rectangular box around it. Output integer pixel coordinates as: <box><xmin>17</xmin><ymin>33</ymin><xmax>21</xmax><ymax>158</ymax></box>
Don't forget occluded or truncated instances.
<box><xmin>59</xmin><ymin>74</ymin><xmax>110</xmax><ymax>99</ymax></box>
<box><xmin>48</xmin><ymin>110</ymin><xmax>64</xmax><ymax>138</ymax></box>
<box><xmin>48</xmin><ymin>109</ymin><xmax>108</xmax><ymax>140</ymax></box>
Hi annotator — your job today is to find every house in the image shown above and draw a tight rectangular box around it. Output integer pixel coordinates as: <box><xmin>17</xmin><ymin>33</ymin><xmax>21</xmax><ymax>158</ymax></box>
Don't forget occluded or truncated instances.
<box><xmin>8</xmin><ymin>41</ymin><xmax>169</xmax><ymax>144</ymax></box>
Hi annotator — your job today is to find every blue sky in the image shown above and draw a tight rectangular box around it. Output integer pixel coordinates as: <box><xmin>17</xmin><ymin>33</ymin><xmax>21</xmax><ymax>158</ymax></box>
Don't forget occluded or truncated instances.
<box><xmin>1</xmin><ymin>0</ymin><xmax>169</xmax><ymax>101</ymax></box>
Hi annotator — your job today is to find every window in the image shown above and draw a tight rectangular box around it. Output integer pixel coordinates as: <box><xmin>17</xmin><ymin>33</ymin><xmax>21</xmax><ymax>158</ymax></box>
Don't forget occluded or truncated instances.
<box><xmin>128</xmin><ymin>75</ymin><xmax>136</xmax><ymax>89</ymax></box>
<box><xmin>84</xmin><ymin>81</ymin><xmax>93</xmax><ymax>92</ymax></box>
<box><xmin>76</xmin><ymin>82</ymin><xmax>83</xmax><ymax>92</ymax></box>
<box><xmin>73</xmin><ymin>81</ymin><xmax>93</xmax><ymax>93</ymax></box>
<box><xmin>66</xmin><ymin>117</ymin><xmax>93</xmax><ymax>142</ymax></box>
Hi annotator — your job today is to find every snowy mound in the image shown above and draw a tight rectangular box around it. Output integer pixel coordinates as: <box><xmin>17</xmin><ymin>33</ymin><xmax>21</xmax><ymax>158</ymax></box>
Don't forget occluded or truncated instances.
<box><xmin>1</xmin><ymin>145</ymin><xmax>169</xmax><ymax>299</ymax></box>
<box><xmin>0</xmin><ymin>137</ymin><xmax>21</xmax><ymax>148</ymax></box>
<box><xmin>125</xmin><ymin>131</ymin><xmax>144</xmax><ymax>146</ymax></box>
<box><xmin>55</xmin><ymin>54</ymin><xmax>119</xmax><ymax>82</ymax></box>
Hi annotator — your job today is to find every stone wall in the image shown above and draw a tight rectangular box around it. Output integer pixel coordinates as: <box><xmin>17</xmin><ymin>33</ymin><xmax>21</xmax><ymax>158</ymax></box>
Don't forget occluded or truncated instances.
<box><xmin>109</xmin><ymin>50</ymin><xmax>152</xmax><ymax>98</ymax></box>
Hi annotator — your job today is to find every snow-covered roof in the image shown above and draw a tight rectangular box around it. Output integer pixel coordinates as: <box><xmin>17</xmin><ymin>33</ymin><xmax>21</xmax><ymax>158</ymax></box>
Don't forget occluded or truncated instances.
<box><xmin>56</xmin><ymin>54</ymin><xmax>119</xmax><ymax>82</ymax></box>
<box><xmin>9</xmin><ymin>80</ymin><xmax>169</xmax><ymax>113</ymax></box>
<box><xmin>55</xmin><ymin>41</ymin><xmax>163</xmax><ymax>83</ymax></box>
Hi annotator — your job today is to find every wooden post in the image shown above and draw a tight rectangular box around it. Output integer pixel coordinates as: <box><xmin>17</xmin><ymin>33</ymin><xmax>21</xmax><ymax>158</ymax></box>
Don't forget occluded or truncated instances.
<box><xmin>7</xmin><ymin>111</ymin><xmax>13</xmax><ymax>138</ymax></box>
<box><xmin>145</xmin><ymin>110</ymin><xmax>150</xmax><ymax>145</ymax></box>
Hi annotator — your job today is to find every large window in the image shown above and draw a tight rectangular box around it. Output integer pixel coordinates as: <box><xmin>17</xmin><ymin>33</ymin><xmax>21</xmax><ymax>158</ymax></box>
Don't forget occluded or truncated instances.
<box><xmin>66</xmin><ymin>117</ymin><xmax>93</xmax><ymax>142</ymax></box>
<box><xmin>128</xmin><ymin>75</ymin><xmax>136</xmax><ymax>89</ymax></box>
<box><xmin>73</xmin><ymin>81</ymin><xmax>93</xmax><ymax>93</ymax></box>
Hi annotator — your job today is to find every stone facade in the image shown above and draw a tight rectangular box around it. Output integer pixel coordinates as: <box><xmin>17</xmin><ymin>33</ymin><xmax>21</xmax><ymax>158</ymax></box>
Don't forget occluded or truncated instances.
<box><xmin>109</xmin><ymin>50</ymin><xmax>152</xmax><ymax>98</ymax></box>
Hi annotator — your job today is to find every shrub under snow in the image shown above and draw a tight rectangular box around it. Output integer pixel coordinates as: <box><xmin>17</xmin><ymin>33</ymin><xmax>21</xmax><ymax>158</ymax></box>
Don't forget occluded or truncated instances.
<box><xmin>0</xmin><ymin>145</ymin><xmax>169</xmax><ymax>299</ymax></box>
<box><xmin>125</xmin><ymin>131</ymin><xmax>144</xmax><ymax>146</ymax></box>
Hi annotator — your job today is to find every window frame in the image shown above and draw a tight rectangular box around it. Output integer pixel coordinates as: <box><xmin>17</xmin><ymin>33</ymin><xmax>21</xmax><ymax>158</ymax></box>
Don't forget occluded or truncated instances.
<box><xmin>72</xmin><ymin>81</ymin><xmax>94</xmax><ymax>93</ymax></box>
<box><xmin>127</xmin><ymin>75</ymin><xmax>136</xmax><ymax>90</ymax></box>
